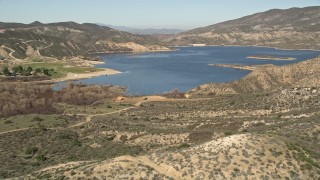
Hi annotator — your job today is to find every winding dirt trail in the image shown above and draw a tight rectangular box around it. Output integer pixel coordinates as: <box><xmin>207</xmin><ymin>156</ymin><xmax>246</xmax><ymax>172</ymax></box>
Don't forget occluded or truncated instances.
<box><xmin>68</xmin><ymin>106</ymin><xmax>135</xmax><ymax>128</ymax></box>
<box><xmin>115</xmin><ymin>155</ymin><xmax>189</xmax><ymax>179</ymax></box>
<box><xmin>29</xmin><ymin>155</ymin><xmax>189</xmax><ymax>179</ymax></box>
<box><xmin>0</xmin><ymin>106</ymin><xmax>136</xmax><ymax>136</ymax></box>
<box><xmin>0</xmin><ymin>128</ymin><xmax>30</xmax><ymax>135</ymax></box>
<box><xmin>69</xmin><ymin>96</ymin><xmax>169</xmax><ymax>128</ymax></box>
<box><xmin>0</xmin><ymin>96</ymin><xmax>172</xmax><ymax>135</ymax></box>
<box><xmin>0</xmin><ymin>96</ymin><xmax>215</xmax><ymax>136</ymax></box>
<box><xmin>1</xmin><ymin>45</ymin><xmax>18</xmax><ymax>60</ymax></box>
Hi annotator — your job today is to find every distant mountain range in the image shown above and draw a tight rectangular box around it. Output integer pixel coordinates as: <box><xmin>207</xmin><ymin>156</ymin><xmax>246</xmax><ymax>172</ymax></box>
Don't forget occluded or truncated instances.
<box><xmin>97</xmin><ymin>24</ymin><xmax>185</xmax><ymax>35</ymax></box>
<box><xmin>0</xmin><ymin>21</ymin><xmax>169</xmax><ymax>60</ymax></box>
<box><xmin>1</xmin><ymin>6</ymin><xmax>319</xmax><ymax>61</ymax></box>
<box><xmin>167</xmin><ymin>6</ymin><xmax>320</xmax><ymax>50</ymax></box>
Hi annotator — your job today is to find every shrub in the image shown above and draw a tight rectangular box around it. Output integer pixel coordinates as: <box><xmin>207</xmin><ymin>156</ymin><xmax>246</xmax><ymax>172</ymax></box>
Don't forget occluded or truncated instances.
<box><xmin>25</xmin><ymin>147</ymin><xmax>38</xmax><ymax>155</ymax></box>
<box><xmin>4</xmin><ymin>120</ymin><xmax>13</xmax><ymax>124</ymax></box>
<box><xmin>178</xmin><ymin>143</ymin><xmax>191</xmax><ymax>149</ymax></box>
<box><xmin>2</xmin><ymin>67</ymin><xmax>10</xmax><ymax>76</ymax></box>
<box><xmin>43</xmin><ymin>69</ymin><xmax>50</xmax><ymax>76</ymax></box>
<box><xmin>224</xmin><ymin>131</ymin><xmax>233</xmax><ymax>136</ymax></box>
<box><xmin>36</xmin><ymin>155</ymin><xmax>47</xmax><ymax>161</ymax></box>
<box><xmin>32</xmin><ymin>116</ymin><xmax>44</xmax><ymax>122</ymax></box>
<box><xmin>70</xmin><ymin>171</ymin><xmax>76</xmax><ymax>176</ymax></box>
<box><xmin>106</xmin><ymin>135</ymin><xmax>116</xmax><ymax>141</ymax></box>
<box><xmin>242</xmin><ymin>129</ymin><xmax>248</xmax><ymax>133</ymax></box>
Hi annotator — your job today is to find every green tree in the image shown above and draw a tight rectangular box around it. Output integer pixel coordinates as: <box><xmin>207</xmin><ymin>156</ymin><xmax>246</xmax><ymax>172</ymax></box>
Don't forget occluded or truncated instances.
<box><xmin>17</xmin><ymin>65</ymin><xmax>23</xmax><ymax>73</ymax></box>
<box><xmin>49</xmin><ymin>68</ymin><xmax>55</xmax><ymax>75</ymax></box>
<box><xmin>43</xmin><ymin>68</ymin><xmax>50</xmax><ymax>76</ymax></box>
<box><xmin>12</xmin><ymin>65</ymin><xmax>23</xmax><ymax>74</ymax></box>
<box><xmin>2</xmin><ymin>67</ymin><xmax>10</xmax><ymax>76</ymax></box>
<box><xmin>34</xmin><ymin>67</ymin><xmax>42</xmax><ymax>75</ymax></box>
<box><xmin>21</xmin><ymin>66</ymin><xmax>33</xmax><ymax>76</ymax></box>
<box><xmin>12</xmin><ymin>66</ymin><xmax>19</xmax><ymax>74</ymax></box>
<box><xmin>36</xmin><ymin>154</ymin><xmax>47</xmax><ymax>161</ymax></box>
<box><xmin>27</xmin><ymin>66</ymin><xmax>33</xmax><ymax>72</ymax></box>
<box><xmin>25</xmin><ymin>147</ymin><xmax>38</xmax><ymax>155</ymax></box>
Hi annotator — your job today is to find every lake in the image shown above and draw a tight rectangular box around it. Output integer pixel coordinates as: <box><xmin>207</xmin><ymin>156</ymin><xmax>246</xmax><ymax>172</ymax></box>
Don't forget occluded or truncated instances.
<box><xmin>56</xmin><ymin>46</ymin><xmax>320</xmax><ymax>95</ymax></box>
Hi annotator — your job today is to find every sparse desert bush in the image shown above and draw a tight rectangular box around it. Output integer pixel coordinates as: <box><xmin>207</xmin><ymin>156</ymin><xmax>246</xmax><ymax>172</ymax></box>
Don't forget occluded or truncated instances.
<box><xmin>4</xmin><ymin>120</ymin><xmax>13</xmax><ymax>124</ymax></box>
<box><xmin>36</xmin><ymin>155</ymin><xmax>47</xmax><ymax>161</ymax></box>
<box><xmin>25</xmin><ymin>147</ymin><xmax>38</xmax><ymax>155</ymax></box>
<box><xmin>178</xmin><ymin>143</ymin><xmax>191</xmax><ymax>149</ymax></box>
<box><xmin>32</xmin><ymin>116</ymin><xmax>44</xmax><ymax>122</ymax></box>
<box><xmin>224</xmin><ymin>131</ymin><xmax>233</xmax><ymax>136</ymax></box>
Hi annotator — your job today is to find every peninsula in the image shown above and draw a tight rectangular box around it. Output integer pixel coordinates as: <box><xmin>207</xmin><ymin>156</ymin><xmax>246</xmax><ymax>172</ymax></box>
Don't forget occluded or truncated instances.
<box><xmin>247</xmin><ymin>55</ymin><xmax>297</xmax><ymax>61</ymax></box>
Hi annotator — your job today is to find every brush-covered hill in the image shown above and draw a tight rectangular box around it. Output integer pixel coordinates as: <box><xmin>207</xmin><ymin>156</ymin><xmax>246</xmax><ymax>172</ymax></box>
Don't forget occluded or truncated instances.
<box><xmin>0</xmin><ymin>21</ymin><xmax>169</xmax><ymax>60</ymax></box>
<box><xmin>24</xmin><ymin>134</ymin><xmax>320</xmax><ymax>179</ymax></box>
<box><xmin>189</xmin><ymin>56</ymin><xmax>320</xmax><ymax>96</ymax></box>
<box><xmin>167</xmin><ymin>6</ymin><xmax>320</xmax><ymax>50</ymax></box>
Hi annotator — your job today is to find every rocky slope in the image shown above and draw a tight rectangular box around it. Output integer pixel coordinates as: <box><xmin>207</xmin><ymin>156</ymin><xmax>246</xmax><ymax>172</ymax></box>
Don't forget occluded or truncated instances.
<box><xmin>0</xmin><ymin>21</ymin><xmax>169</xmax><ymax>60</ymax></box>
<box><xmin>167</xmin><ymin>6</ymin><xmax>320</xmax><ymax>50</ymax></box>
<box><xmin>24</xmin><ymin>134</ymin><xmax>319</xmax><ymax>179</ymax></box>
<box><xmin>189</xmin><ymin>56</ymin><xmax>320</xmax><ymax>96</ymax></box>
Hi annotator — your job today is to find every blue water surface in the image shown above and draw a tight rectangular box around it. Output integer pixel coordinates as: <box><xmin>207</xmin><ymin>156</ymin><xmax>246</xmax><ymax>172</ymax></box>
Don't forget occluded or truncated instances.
<box><xmin>56</xmin><ymin>46</ymin><xmax>319</xmax><ymax>95</ymax></box>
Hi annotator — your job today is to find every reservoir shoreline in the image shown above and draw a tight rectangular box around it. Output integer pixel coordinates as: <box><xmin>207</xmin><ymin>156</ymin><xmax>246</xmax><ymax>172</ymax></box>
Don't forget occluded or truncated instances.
<box><xmin>53</xmin><ymin>46</ymin><xmax>320</xmax><ymax>95</ymax></box>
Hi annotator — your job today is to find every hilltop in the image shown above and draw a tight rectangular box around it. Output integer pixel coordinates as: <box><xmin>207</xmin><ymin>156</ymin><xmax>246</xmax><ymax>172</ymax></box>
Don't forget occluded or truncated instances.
<box><xmin>167</xmin><ymin>6</ymin><xmax>320</xmax><ymax>50</ymax></box>
<box><xmin>0</xmin><ymin>21</ymin><xmax>169</xmax><ymax>60</ymax></box>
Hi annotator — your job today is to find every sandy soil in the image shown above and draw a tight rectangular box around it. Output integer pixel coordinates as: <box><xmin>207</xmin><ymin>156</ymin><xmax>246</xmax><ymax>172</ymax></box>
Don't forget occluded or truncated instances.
<box><xmin>66</xmin><ymin>57</ymin><xmax>105</xmax><ymax>67</ymax></box>
<box><xmin>247</xmin><ymin>55</ymin><xmax>296</xmax><ymax>61</ymax></box>
<box><xmin>51</xmin><ymin>68</ymin><xmax>121</xmax><ymax>83</ymax></box>
<box><xmin>208</xmin><ymin>64</ymin><xmax>270</xmax><ymax>71</ymax></box>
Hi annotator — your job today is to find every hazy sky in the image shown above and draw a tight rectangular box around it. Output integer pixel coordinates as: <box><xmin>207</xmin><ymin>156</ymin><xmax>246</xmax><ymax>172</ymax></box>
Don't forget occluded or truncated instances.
<box><xmin>0</xmin><ymin>0</ymin><xmax>319</xmax><ymax>29</ymax></box>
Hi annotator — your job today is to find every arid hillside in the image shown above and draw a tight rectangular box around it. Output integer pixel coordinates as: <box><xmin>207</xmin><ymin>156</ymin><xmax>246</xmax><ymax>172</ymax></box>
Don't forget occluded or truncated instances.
<box><xmin>0</xmin><ymin>22</ymin><xmax>169</xmax><ymax>60</ymax></box>
<box><xmin>24</xmin><ymin>134</ymin><xmax>320</xmax><ymax>179</ymax></box>
<box><xmin>15</xmin><ymin>85</ymin><xmax>320</xmax><ymax>179</ymax></box>
<box><xmin>166</xmin><ymin>6</ymin><xmax>320</xmax><ymax>50</ymax></box>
